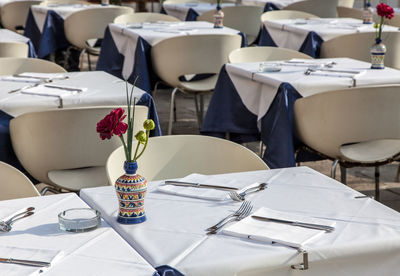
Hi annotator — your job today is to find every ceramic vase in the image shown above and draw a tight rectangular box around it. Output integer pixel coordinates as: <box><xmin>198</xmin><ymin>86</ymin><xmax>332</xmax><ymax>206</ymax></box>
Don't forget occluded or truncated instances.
<box><xmin>370</xmin><ymin>40</ymin><xmax>386</xmax><ymax>69</ymax></box>
<box><xmin>362</xmin><ymin>4</ymin><xmax>374</xmax><ymax>24</ymax></box>
<box><xmin>213</xmin><ymin>5</ymin><xmax>224</xmax><ymax>28</ymax></box>
<box><xmin>115</xmin><ymin>161</ymin><xmax>147</xmax><ymax>224</ymax></box>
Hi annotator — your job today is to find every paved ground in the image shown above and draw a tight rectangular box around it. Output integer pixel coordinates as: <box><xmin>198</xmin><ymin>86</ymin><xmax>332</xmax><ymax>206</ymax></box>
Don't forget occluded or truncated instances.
<box><xmin>152</xmin><ymin>88</ymin><xmax>400</xmax><ymax>212</ymax></box>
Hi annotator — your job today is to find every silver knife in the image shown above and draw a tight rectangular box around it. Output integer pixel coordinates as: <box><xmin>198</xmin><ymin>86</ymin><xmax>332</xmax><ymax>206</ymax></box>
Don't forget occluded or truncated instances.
<box><xmin>0</xmin><ymin>257</ymin><xmax>50</xmax><ymax>267</ymax></box>
<box><xmin>164</xmin><ymin>180</ymin><xmax>239</xmax><ymax>191</ymax></box>
<box><xmin>251</xmin><ymin>215</ymin><xmax>335</xmax><ymax>232</ymax></box>
<box><xmin>43</xmin><ymin>84</ymin><xmax>83</xmax><ymax>92</ymax></box>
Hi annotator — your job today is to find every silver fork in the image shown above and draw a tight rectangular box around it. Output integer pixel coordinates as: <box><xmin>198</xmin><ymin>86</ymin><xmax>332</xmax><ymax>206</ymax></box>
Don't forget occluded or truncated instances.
<box><xmin>229</xmin><ymin>183</ymin><xmax>267</xmax><ymax>202</ymax></box>
<box><xmin>206</xmin><ymin>203</ymin><xmax>253</xmax><ymax>235</ymax></box>
<box><xmin>205</xmin><ymin>201</ymin><xmax>251</xmax><ymax>232</ymax></box>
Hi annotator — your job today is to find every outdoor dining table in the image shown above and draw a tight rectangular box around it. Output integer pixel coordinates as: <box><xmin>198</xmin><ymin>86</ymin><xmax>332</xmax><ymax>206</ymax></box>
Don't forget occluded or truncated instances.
<box><xmin>80</xmin><ymin>166</ymin><xmax>400</xmax><ymax>276</ymax></box>
<box><xmin>0</xmin><ymin>193</ymin><xmax>158</xmax><ymax>275</ymax></box>
<box><xmin>201</xmin><ymin>57</ymin><xmax>400</xmax><ymax>168</ymax></box>
<box><xmin>0</xmin><ymin>29</ymin><xmax>36</xmax><ymax>57</ymax></box>
<box><xmin>161</xmin><ymin>2</ymin><xmax>235</xmax><ymax>21</ymax></box>
<box><xmin>0</xmin><ymin>71</ymin><xmax>161</xmax><ymax>177</ymax></box>
<box><xmin>23</xmin><ymin>3</ymin><xmax>114</xmax><ymax>58</ymax></box>
<box><xmin>242</xmin><ymin>0</ymin><xmax>302</xmax><ymax>12</ymax></box>
<box><xmin>96</xmin><ymin>21</ymin><xmax>246</xmax><ymax>93</ymax></box>
<box><xmin>259</xmin><ymin>17</ymin><xmax>400</xmax><ymax>57</ymax></box>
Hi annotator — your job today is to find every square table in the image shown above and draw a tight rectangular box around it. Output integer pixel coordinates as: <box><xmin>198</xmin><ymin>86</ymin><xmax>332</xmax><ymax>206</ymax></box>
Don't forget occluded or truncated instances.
<box><xmin>161</xmin><ymin>2</ymin><xmax>235</xmax><ymax>21</ymax></box>
<box><xmin>0</xmin><ymin>193</ymin><xmax>158</xmax><ymax>275</ymax></box>
<box><xmin>242</xmin><ymin>0</ymin><xmax>302</xmax><ymax>12</ymax></box>
<box><xmin>0</xmin><ymin>29</ymin><xmax>36</xmax><ymax>57</ymax></box>
<box><xmin>0</xmin><ymin>71</ymin><xmax>161</xmax><ymax>176</ymax></box>
<box><xmin>97</xmin><ymin>21</ymin><xmax>247</xmax><ymax>93</ymax></box>
<box><xmin>24</xmin><ymin>3</ymin><xmax>113</xmax><ymax>58</ymax></box>
<box><xmin>80</xmin><ymin>166</ymin><xmax>400</xmax><ymax>276</ymax></box>
<box><xmin>201</xmin><ymin>57</ymin><xmax>400</xmax><ymax>168</ymax></box>
<box><xmin>259</xmin><ymin>18</ymin><xmax>400</xmax><ymax>57</ymax></box>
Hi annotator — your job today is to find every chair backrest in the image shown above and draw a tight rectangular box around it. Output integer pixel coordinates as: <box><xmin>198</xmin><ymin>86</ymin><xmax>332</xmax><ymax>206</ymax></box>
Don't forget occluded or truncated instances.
<box><xmin>114</xmin><ymin>12</ymin><xmax>180</xmax><ymax>23</ymax></box>
<box><xmin>10</xmin><ymin>106</ymin><xmax>148</xmax><ymax>185</ymax></box>
<box><xmin>0</xmin><ymin>161</ymin><xmax>40</xmax><ymax>200</ymax></box>
<box><xmin>338</xmin><ymin>0</ymin><xmax>354</xmax><ymax>8</ymax></box>
<box><xmin>106</xmin><ymin>135</ymin><xmax>269</xmax><ymax>184</ymax></box>
<box><xmin>197</xmin><ymin>6</ymin><xmax>263</xmax><ymax>45</ymax></box>
<box><xmin>320</xmin><ymin>32</ymin><xmax>400</xmax><ymax>70</ymax></box>
<box><xmin>0</xmin><ymin>57</ymin><xmax>67</xmax><ymax>75</ymax></box>
<box><xmin>0</xmin><ymin>42</ymin><xmax>29</xmax><ymax>58</ymax></box>
<box><xmin>283</xmin><ymin>0</ymin><xmax>339</xmax><ymax>18</ymax></box>
<box><xmin>151</xmin><ymin>34</ymin><xmax>242</xmax><ymax>89</ymax></box>
<box><xmin>64</xmin><ymin>6</ymin><xmax>133</xmax><ymax>50</ymax></box>
<box><xmin>386</xmin><ymin>14</ymin><xmax>400</xmax><ymax>28</ymax></box>
<box><xmin>0</xmin><ymin>0</ymin><xmax>42</xmax><ymax>31</ymax></box>
<box><xmin>260</xmin><ymin>10</ymin><xmax>319</xmax><ymax>22</ymax></box>
<box><xmin>294</xmin><ymin>85</ymin><xmax>400</xmax><ymax>160</ymax></box>
<box><xmin>336</xmin><ymin>6</ymin><xmax>362</xmax><ymax>19</ymax></box>
<box><xmin>229</xmin><ymin>46</ymin><xmax>312</xmax><ymax>63</ymax></box>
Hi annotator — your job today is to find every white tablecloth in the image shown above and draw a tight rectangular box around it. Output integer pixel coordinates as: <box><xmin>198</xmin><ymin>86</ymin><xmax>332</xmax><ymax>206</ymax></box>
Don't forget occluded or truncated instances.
<box><xmin>0</xmin><ymin>193</ymin><xmax>156</xmax><ymax>275</ymax></box>
<box><xmin>162</xmin><ymin>2</ymin><xmax>235</xmax><ymax>21</ymax></box>
<box><xmin>108</xmin><ymin>21</ymin><xmax>241</xmax><ymax>79</ymax></box>
<box><xmin>30</xmin><ymin>4</ymin><xmax>111</xmax><ymax>33</ymax></box>
<box><xmin>225</xmin><ymin>57</ymin><xmax>400</xmax><ymax>126</ymax></box>
<box><xmin>0</xmin><ymin>29</ymin><xmax>30</xmax><ymax>44</ymax></box>
<box><xmin>80</xmin><ymin>166</ymin><xmax>400</xmax><ymax>276</ymax></box>
<box><xmin>242</xmin><ymin>0</ymin><xmax>301</xmax><ymax>8</ymax></box>
<box><xmin>0</xmin><ymin>71</ymin><xmax>146</xmax><ymax>117</ymax></box>
<box><xmin>263</xmin><ymin>18</ymin><xmax>400</xmax><ymax>51</ymax></box>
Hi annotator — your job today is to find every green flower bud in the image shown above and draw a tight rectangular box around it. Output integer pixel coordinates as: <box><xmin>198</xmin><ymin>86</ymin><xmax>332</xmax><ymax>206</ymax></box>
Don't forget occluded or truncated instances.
<box><xmin>135</xmin><ymin>130</ymin><xmax>147</xmax><ymax>144</ymax></box>
<box><xmin>143</xmin><ymin>119</ymin><xmax>155</xmax><ymax>130</ymax></box>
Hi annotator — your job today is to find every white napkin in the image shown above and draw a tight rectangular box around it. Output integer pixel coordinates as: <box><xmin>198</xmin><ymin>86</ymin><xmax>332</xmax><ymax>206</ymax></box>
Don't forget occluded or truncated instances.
<box><xmin>21</xmin><ymin>84</ymin><xmax>86</xmax><ymax>97</ymax></box>
<box><xmin>157</xmin><ymin>173</ymin><xmax>263</xmax><ymax>201</ymax></box>
<box><xmin>222</xmin><ymin>207</ymin><xmax>336</xmax><ymax>248</ymax></box>
<box><xmin>0</xmin><ymin>246</ymin><xmax>63</xmax><ymax>276</ymax></box>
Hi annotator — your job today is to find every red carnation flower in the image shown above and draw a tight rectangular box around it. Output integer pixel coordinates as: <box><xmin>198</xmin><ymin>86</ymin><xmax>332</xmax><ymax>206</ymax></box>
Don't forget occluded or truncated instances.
<box><xmin>96</xmin><ymin>108</ymin><xmax>128</xmax><ymax>140</ymax></box>
<box><xmin>377</xmin><ymin>3</ymin><xmax>394</xmax><ymax>19</ymax></box>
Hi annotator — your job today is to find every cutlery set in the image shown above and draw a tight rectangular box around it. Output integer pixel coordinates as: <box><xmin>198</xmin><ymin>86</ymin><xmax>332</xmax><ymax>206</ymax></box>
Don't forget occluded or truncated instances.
<box><xmin>0</xmin><ymin>207</ymin><xmax>35</xmax><ymax>232</ymax></box>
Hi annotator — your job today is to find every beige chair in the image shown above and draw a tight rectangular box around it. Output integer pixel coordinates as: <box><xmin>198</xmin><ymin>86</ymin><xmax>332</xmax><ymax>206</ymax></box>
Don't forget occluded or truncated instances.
<box><xmin>151</xmin><ymin>34</ymin><xmax>242</xmax><ymax>135</ymax></box>
<box><xmin>294</xmin><ymin>85</ymin><xmax>400</xmax><ymax>201</ymax></box>
<box><xmin>229</xmin><ymin>46</ymin><xmax>312</xmax><ymax>63</ymax></box>
<box><xmin>0</xmin><ymin>42</ymin><xmax>29</xmax><ymax>58</ymax></box>
<box><xmin>336</xmin><ymin>6</ymin><xmax>363</xmax><ymax>19</ymax></box>
<box><xmin>0</xmin><ymin>161</ymin><xmax>40</xmax><ymax>200</ymax></box>
<box><xmin>64</xmin><ymin>6</ymin><xmax>133</xmax><ymax>70</ymax></box>
<box><xmin>106</xmin><ymin>135</ymin><xmax>269</xmax><ymax>183</ymax></box>
<box><xmin>338</xmin><ymin>0</ymin><xmax>354</xmax><ymax>8</ymax></box>
<box><xmin>386</xmin><ymin>15</ymin><xmax>400</xmax><ymax>28</ymax></box>
<box><xmin>0</xmin><ymin>0</ymin><xmax>42</xmax><ymax>32</ymax></box>
<box><xmin>0</xmin><ymin>57</ymin><xmax>66</xmax><ymax>75</ymax></box>
<box><xmin>114</xmin><ymin>12</ymin><xmax>180</xmax><ymax>23</ymax></box>
<box><xmin>10</xmin><ymin>106</ymin><xmax>148</xmax><ymax>194</ymax></box>
<box><xmin>260</xmin><ymin>10</ymin><xmax>319</xmax><ymax>22</ymax></box>
<box><xmin>320</xmin><ymin>32</ymin><xmax>400</xmax><ymax>70</ymax></box>
<box><xmin>283</xmin><ymin>0</ymin><xmax>339</xmax><ymax>18</ymax></box>
<box><xmin>197</xmin><ymin>6</ymin><xmax>264</xmax><ymax>45</ymax></box>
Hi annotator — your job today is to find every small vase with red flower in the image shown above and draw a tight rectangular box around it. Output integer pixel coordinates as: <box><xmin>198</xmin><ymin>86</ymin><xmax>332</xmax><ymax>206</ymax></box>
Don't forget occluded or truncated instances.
<box><xmin>96</xmin><ymin>82</ymin><xmax>155</xmax><ymax>224</ymax></box>
<box><xmin>371</xmin><ymin>3</ymin><xmax>394</xmax><ymax>69</ymax></box>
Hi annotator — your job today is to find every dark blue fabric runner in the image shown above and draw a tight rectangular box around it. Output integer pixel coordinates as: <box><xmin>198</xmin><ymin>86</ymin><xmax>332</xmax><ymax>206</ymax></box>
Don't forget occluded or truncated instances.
<box><xmin>258</xmin><ymin>26</ymin><xmax>323</xmax><ymax>58</ymax></box>
<box><xmin>24</xmin><ymin>9</ymin><xmax>69</xmax><ymax>58</ymax></box>
<box><xmin>201</xmin><ymin>65</ymin><xmax>315</xmax><ymax>168</ymax></box>
<box><xmin>185</xmin><ymin>8</ymin><xmax>199</xmax><ymax>21</ymax></box>
<box><xmin>27</xmin><ymin>40</ymin><xmax>37</xmax><ymax>58</ymax></box>
<box><xmin>155</xmin><ymin>265</ymin><xmax>185</xmax><ymax>276</ymax></box>
<box><xmin>264</xmin><ymin>2</ymin><xmax>280</xmax><ymax>12</ymax></box>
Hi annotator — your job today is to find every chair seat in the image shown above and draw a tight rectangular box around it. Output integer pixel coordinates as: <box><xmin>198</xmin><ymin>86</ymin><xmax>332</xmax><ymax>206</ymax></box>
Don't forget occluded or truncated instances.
<box><xmin>178</xmin><ymin>74</ymin><xmax>218</xmax><ymax>92</ymax></box>
<box><xmin>340</xmin><ymin>139</ymin><xmax>400</xmax><ymax>163</ymax></box>
<box><xmin>48</xmin><ymin>166</ymin><xmax>109</xmax><ymax>192</ymax></box>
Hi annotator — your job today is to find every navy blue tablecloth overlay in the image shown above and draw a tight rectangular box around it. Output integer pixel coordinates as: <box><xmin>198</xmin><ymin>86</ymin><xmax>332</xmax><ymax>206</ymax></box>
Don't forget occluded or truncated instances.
<box><xmin>96</xmin><ymin>26</ymin><xmax>247</xmax><ymax>94</ymax></box>
<box><xmin>155</xmin><ymin>265</ymin><xmax>185</xmax><ymax>276</ymax></box>
<box><xmin>160</xmin><ymin>6</ymin><xmax>200</xmax><ymax>21</ymax></box>
<box><xmin>258</xmin><ymin>25</ymin><xmax>323</xmax><ymax>58</ymax></box>
<box><xmin>27</xmin><ymin>40</ymin><xmax>37</xmax><ymax>58</ymax></box>
<box><xmin>264</xmin><ymin>2</ymin><xmax>280</xmax><ymax>12</ymax></box>
<box><xmin>24</xmin><ymin>9</ymin><xmax>69</xmax><ymax>58</ymax></box>
<box><xmin>201</xmin><ymin>65</ymin><xmax>312</xmax><ymax>168</ymax></box>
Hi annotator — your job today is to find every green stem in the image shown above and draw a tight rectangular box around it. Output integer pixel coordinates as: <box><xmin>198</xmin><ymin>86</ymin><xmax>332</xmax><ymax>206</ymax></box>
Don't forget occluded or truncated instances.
<box><xmin>379</xmin><ymin>16</ymin><xmax>384</xmax><ymax>41</ymax></box>
<box><xmin>134</xmin><ymin>130</ymin><xmax>150</xmax><ymax>161</ymax></box>
<box><xmin>132</xmin><ymin>139</ymin><xmax>141</xmax><ymax>162</ymax></box>
<box><xmin>119</xmin><ymin>135</ymin><xmax>129</xmax><ymax>162</ymax></box>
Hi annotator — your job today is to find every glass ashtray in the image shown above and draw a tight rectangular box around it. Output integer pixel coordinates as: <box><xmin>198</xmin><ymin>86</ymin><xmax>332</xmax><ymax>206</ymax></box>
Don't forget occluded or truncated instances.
<box><xmin>58</xmin><ymin>208</ymin><xmax>101</xmax><ymax>233</ymax></box>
